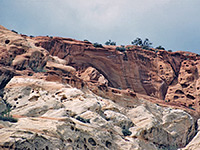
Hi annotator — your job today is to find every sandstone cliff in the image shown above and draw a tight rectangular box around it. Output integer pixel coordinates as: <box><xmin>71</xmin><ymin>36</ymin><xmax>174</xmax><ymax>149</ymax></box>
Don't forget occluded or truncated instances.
<box><xmin>34</xmin><ymin>36</ymin><xmax>200</xmax><ymax>114</ymax></box>
<box><xmin>0</xmin><ymin>25</ymin><xmax>200</xmax><ymax>150</ymax></box>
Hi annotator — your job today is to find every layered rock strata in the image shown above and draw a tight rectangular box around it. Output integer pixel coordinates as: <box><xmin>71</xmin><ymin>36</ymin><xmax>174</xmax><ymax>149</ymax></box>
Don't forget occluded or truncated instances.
<box><xmin>34</xmin><ymin>36</ymin><xmax>200</xmax><ymax>114</ymax></box>
<box><xmin>0</xmin><ymin>25</ymin><xmax>200</xmax><ymax>149</ymax></box>
<box><xmin>0</xmin><ymin>77</ymin><xmax>196</xmax><ymax>150</ymax></box>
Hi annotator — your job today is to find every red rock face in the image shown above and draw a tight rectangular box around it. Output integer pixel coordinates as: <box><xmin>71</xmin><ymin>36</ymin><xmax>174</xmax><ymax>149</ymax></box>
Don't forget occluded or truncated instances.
<box><xmin>34</xmin><ymin>37</ymin><xmax>200</xmax><ymax>113</ymax></box>
<box><xmin>166</xmin><ymin>59</ymin><xmax>200</xmax><ymax>111</ymax></box>
<box><xmin>0</xmin><ymin>27</ymin><xmax>48</xmax><ymax>90</ymax></box>
<box><xmin>1</xmin><ymin>25</ymin><xmax>200</xmax><ymax>115</ymax></box>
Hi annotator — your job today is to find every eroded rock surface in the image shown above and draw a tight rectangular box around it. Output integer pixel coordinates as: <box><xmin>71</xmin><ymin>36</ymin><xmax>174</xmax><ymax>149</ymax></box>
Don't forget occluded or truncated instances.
<box><xmin>34</xmin><ymin>36</ymin><xmax>200</xmax><ymax>113</ymax></box>
<box><xmin>0</xmin><ymin>76</ymin><xmax>196</xmax><ymax>150</ymax></box>
<box><xmin>0</xmin><ymin>25</ymin><xmax>200</xmax><ymax>149</ymax></box>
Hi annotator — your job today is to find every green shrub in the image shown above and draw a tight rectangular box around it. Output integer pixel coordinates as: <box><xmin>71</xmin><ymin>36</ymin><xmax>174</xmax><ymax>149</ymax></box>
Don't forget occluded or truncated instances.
<box><xmin>93</xmin><ymin>42</ymin><xmax>103</xmax><ymax>48</ymax></box>
<box><xmin>122</xmin><ymin>128</ymin><xmax>132</xmax><ymax>136</ymax></box>
<box><xmin>131</xmin><ymin>38</ymin><xmax>152</xmax><ymax>50</ymax></box>
<box><xmin>116</xmin><ymin>46</ymin><xmax>126</xmax><ymax>52</ymax></box>
<box><xmin>105</xmin><ymin>40</ymin><xmax>110</xmax><ymax>45</ymax></box>
<box><xmin>127</xmin><ymin>46</ymin><xmax>133</xmax><ymax>50</ymax></box>
<box><xmin>11</xmin><ymin>30</ymin><xmax>18</xmax><ymax>34</ymax></box>
<box><xmin>76</xmin><ymin>116</ymin><xmax>90</xmax><ymax>123</ymax></box>
<box><xmin>0</xmin><ymin>101</ymin><xmax>18</xmax><ymax>123</ymax></box>
<box><xmin>189</xmin><ymin>105</ymin><xmax>195</xmax><ymax>110</ymax></box>
<box><xmin>110</xmin><ymin>42</ymin><xmax>116</xmax><ymax>46</ymax></box>
<box><xmin>155</xmin><ymin>46</ymin><xmax>165</xmax><ymax>50</ymax></box>
<box><xmin>0</xmin><ymin>115</ymin><xmax>18</xmax><ymax>123</ymax></box>
<box><xmin>105</xmin><ymin>40</ymin><xmax>116</xmax><ymax>46</ymax></box>
<box><xmin>131</xmin><ymin>37</ymin><xmax>142</xmax><ymax>46</ymax></box>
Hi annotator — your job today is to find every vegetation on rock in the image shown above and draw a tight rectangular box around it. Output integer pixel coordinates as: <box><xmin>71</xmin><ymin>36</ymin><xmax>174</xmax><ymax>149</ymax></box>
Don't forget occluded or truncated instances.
<box><xmin>155</xmin><ymin>45</ymin><xmax>165</xmax><ymax>50</ymax></box>
<box><xmin>0</xmin><ymin>101</ymin><xmax>18</xmax><ymax>123</ymax></box>
<box><xmin>122</xmin><ymin>128</ymin><xmax>132</xmax><ymax>136</ymax></box>
<box><xmin>131</xmin><ymin>37</ymin><xmax>152</xmax><ymax>50</ymax></box>
<box><xmin>93</xmin><ymin>42</ymin><xmax>103</xmax><ymax>48</ymax></box>
<box><xmin>116</xmin><ymin>45</ymin><xmax>126</xmax><ymax>52</ymax></box>
<box><xmin>105</xmin><ymin>40</ymin><xmax>116</xmax><ymax>46</ymax></box>
<box><xmin>76</xmin><ymin>116</ymin><xmax>90</xmax><ymax>123</ymax></box>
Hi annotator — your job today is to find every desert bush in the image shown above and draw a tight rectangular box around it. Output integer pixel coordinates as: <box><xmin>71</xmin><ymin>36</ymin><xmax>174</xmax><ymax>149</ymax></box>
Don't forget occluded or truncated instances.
<box><xmin>127</xmin><ymin>46</ymin><xmax>133</xmax><ymax>50</ymax></box>
<box><xmin>105</xmin><ymin>40</ymin><xmax>116</xmax><ymax>46</ymax></box>
<box><xmin>131</xmin><ymin>37</ymin><xmax>142</xmax><ymax>46</ymax></box>
<box><xmin>0</xmin><ymin>115</ymin><xmax>18</xmax><ymax>123</ymax></box>
<box><xmin>93</xmin><ymin>42</ymin><xmax>103</xmax><ymax>48</ymax></box>
<box><xmin>76</xmin><ymin>116</ymin><xmax>90</xmax><ymax>123</ymax></box>
<box><xmin>131</xmin><ymin>38</ymin><xmax>152</xmax><ymax>50</ymax></box>
<box><xmin>116</xmin><ymin>46</ymin><xmax>126</xmax><ymax>52</ymax></box>
<box><xmin>188</xmin><ymin>105</ymin><xmax>195</xmax><ymax>110</ymax></box>
<box><xmin>0</xmin><ymin>102</ymin><xmax>18</xmax><ymax>123</ymax></box>
<box><xmin>155</xmin><ymin>46</ymin><xmax>165</xmax><ymax>50</ymax></box>
<box><xmin>110</xmin><ymin>41</ymin><xmax>116</xmax><ymax>46</ymax></box>
<box><xmin>11</xmin><ymin>30</ymin><xmax>18</xmax><ymax>34</ymax></box>
<box><xmin>122</xmin><ymin>128</ymin><xmax>132</xmax><ymax>136</ymax></box>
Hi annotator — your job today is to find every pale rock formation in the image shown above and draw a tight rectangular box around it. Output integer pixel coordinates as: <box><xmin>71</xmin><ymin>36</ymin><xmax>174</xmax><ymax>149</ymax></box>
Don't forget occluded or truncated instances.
<box><xmin>127</xmin><ymin>104</ymin><xmax>195</xmax><ymax>149</ymax></box>
<box><xmin>0</xmin><ymin>76</ymin><xmax>197</xmax><ymax>150</ymax></box>
<box><xmin>46</xmin><ymin>61</ymin><xmax>76</xmax><ymax>76</ymax></box>
<box><xmin>181</xmin><ymin>119</ymin><xmax>200</xmax><ymax>150</ymax></box>
<box><xmin>80</xmin><ymin>66</ymin><xmax>108</xmax><ymax>85</ymax></box>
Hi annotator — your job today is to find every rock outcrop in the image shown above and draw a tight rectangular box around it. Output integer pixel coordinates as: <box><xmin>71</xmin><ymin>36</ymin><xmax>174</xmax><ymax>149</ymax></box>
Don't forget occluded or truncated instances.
<box><xmin>0</xmin><ymin>25</ymin><xmax>200</xmax><ymax>149</ymax></box>
<box><xmin>0</xmin><ymin>76</ymin><xmax>196</xmax><ymax>150</ymax></box>
<box><xmin>181</xmin><ymin>119</ymin><xmax>200</xmax><ymax>150</ymax></box>
<box><xmin>34</xmin><ymin>36</ymin><xmax>200</xmax><ymax>114</ymax></box>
